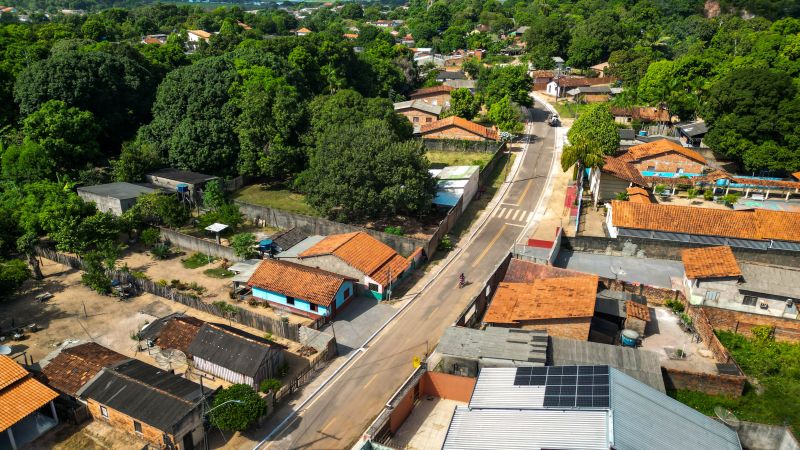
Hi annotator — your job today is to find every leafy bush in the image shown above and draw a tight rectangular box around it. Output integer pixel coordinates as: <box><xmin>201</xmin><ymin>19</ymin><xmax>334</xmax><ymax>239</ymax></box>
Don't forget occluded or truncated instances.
<box><xmin>438</xmin><ymin>234</ymin><xmax>454</xmax><ymax>251</ymax></box>
<box><xmin>384</xmin><ymin>226</ymin><xmax>404</xmax><ymax>236</ymax></box>
<box><xmin>150</xmin><ymin>243</ymin><xmax>171</xmax><ymax>260</ymax></box>
<box><xmin>687</xmin><ymin>188</ymin><xmax>697</xmax><ymax>199</ymax></box>
<box><xmin>209</xmin><ymin>384</ymin><xmax>266</xmax><ymax>432</ymax></box>
<box><xmin>198</xmin><ymin>203</ymin><xmax>243</xmax><ymax>230</ymax></box>
<box><xmin>654</xmin><ymin>184</ymin><xmax>667</xmax><ymax>194</ymax></box>
<box><xmin>230</xmin><ymin>233</ymin><xmax>257</xmax><ymax>259</ymax></box>
<box><xmin>665</xmin><ymin>298</ymin><xmax>685</xmax><ymax>313</ymax></box>
<box><xmin>720</xmin><ymin>193</ymin><xmax>741</xmax><ymax>206</ymax></box>
<box><xmin>140</xmin><ymin>228</ymin><xmax>160</xmax><ymax>247</ymax></box>
<box><xmin>680</xmin><ymin>313</ymin><xmax>693</xmax><ymax>327</ymax></box>
<box><xmin>0</xmin><ymin>259</ymin><xmax>31</xmax><ymax>299</ymax></box>
<box><xmin>703</xmin><ymin>190</ymin><xmax>714</xmax><ymax>201</ymax></box>
<box><xmin>259</xmin><ymin>378</ymin><xmax>282</xmax><ymax>393</ymax></box>
<box><xmin>81</xmin><ymin>251</ymin><xmax>113</xmax><ymax>294</ymax></box>
<box><xmin>615</xmin><ymin>191</ymin><xmax>629</xmax><ymax>201</ymax></box>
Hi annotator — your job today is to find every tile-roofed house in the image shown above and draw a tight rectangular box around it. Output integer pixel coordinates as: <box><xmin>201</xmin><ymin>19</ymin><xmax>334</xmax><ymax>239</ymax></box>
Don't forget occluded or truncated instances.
<box><xmin>624</xmin><ymin>138</ymin><xmax>706</xmax><ymax>166</ymax></box>
<box><xmin>290</xmin><ymin>231</ymin><xmax>411</xmax><ymax>300</ymax></box>
<box><xmin>409</xmin><ymin>84</ymin><xmax>454</xmax><ymax>107</ymax></box>
<box><xmin>607</xmin><ymin>200</ymin><xmax>800</xmax><ymax>247</ymax></box>
<box><xmin>681</xmin><ymin>246</ymin><xmax>742</xmax><ymax>279</ymax></box>
<box><xmin>77</xmin><ymin>358</ymin><xmax>211</xmax><ymax>449</ymax></box>
<box><xmin>188</xmin><ymin>323</ymin><xmax>286</xmax><ymax>389</ymax></box>
<box><xmin>625</xmin><ymin>300</ymin><xmax>651</xmax><ymax>322</ymax></box>
<box><xmin>793</xmin><ymin>171</ymin><xmax>800</xmax><ymax>181</ymax></box>
<box><xmin>40</xmin><ymin>342</ymin><xmax>127</xmax><ymax>397</ymax></box>
<box><xmin>504</xmin><ymin>258</ymin><xmax>588</xmax><ymax>282</ymax></box>
<box><xmin>295</xmin><ymin>27</ymin><xmax>312</xmax><ymax>36</ymax></box>
<box><xmin>589</xmin><ymin>155</ymin><xmax>648</xmax><ymax>207</ymax></box>
<box><xmin>419</xmin><ymin>116</ymin><xmax>500</xmax><ymax>142</ymax></box>
<box><xmin>393</xmin><ymin>99</ymin><xmax>442</xmax><ymax>131</ymax></box>
<box><xmin>0</xmin><ymin>355</ymin><xmax>60</xmax><ymax>449</ymax></box>
<box><xmin>625</xmin><ymin>186</ymin><xmax>651</xmax><ymax>203</ymax></box>
<box><xmin>154</xmin><ymin>315</ymin><xmax>204</xmax><ymax>354</ymax></box>
<box><xmin>484</xmin><ymin>276</ymin><xmax>599</xmax><ymax>340</ymax></box>
<box><xmin>187</xmin><ymin>29</ymin><xmax>212</xmax><ymax>42</ymax></box>
<box><xmin>611</xmin><ymin>106</ymin><xmax>671</xmax><ymax>124</ymax></box>
<box><xmin>248</xmin><ymin>258</ymin><xmax>356</xmax><ymax>319</ymax></box>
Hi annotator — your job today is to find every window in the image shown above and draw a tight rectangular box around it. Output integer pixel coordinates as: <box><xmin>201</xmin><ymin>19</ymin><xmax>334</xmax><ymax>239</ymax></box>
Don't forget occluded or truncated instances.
<box><xmin>100</xmin><ymin>405</ymin><xmax>108</xmax><ymax>418</ymax></box>
<box><xmin>343</xmin><ymin>288</ymin><xmax>351</xmax><ymax>299</ymax></box>
<box><xmin>742</xmin><ymin>295</ymin><xmax>758</xmax><ymax>306</ymax></box>
<box><xmin>704</xmin><ymin>290</ymin><xmax>720</xmax><ymax>302</ymax></box>
<box><xmin>413</xmin><ymin>116</ymin><xmax>419</xmax><ymax>123</ymax></box>
<box><xmin>677</xmin><ymin>168</ymin><xmax>685</xmax><ymax>174</ymax></box>
<box><xmin>286</xmin><ymin>296</ymin><xmax>295</xmax><ymax>306</ymax></box>
<box><xmin>134</xmin><ymin>421</ymin><xmax>142</xmax><ymax>434</ymax></box>
<box><xmin>426</xmin><ymin>117</ymin><xmax>432</xmax><ymax>123</ymax></box>
<box><xmin>647</xmin><ymin>166</ymin><xmax>656</xmax><ymax>171</ymax></box>
<box><xmin>310</xmin><ymin>303</ymin><xmax>318</xmax><ymax>312</ymax></box>
<box><xmin>368</xmin><ymin>283</ymin><xmax>380</xmax><ymax>292</ymax></box>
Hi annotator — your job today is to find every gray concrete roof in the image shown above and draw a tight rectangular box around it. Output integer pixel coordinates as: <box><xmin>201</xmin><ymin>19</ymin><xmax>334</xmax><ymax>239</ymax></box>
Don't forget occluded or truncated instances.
<box><xmin>444</xmin><ymin>79</ymin><xmax>477</xmax><ymax>90</ymax></box>
<box><xmin>393</xmin><ymin>99</ymin><xmax>442</xmax><ymax>115</ymax></box>
<box><xmin>739</xmin><ymin>263</ymin><xmax>800</xmax><ymax>299</ymax></box>
<box><xmin>555</xmin><ymin>251</ymin><xmax>684</xmax><ymax>288</ymax></box>
<box><xmin>274</xmin><ymin>235</ymin><xmax>325</xmax><ymax>258</ymax></box>
<box><xmin>77</xmin><ymin>182</ymin><xmax>158</xmax><ymax>200</ymax></box>
<box><xmin>438</xmin><ymin>326</ymin><xmax>548</xmax><ymax>366</ymax></box>
<box><xmin>549</xmin><ymin>337</ymin><xmax>665</xmax><ymax>392</ymax></box>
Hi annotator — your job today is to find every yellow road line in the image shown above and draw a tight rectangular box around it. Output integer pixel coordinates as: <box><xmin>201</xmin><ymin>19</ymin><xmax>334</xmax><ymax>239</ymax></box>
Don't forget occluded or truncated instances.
<box><xmin>507</xmin><ymin>179</ymin><xmax>533</xmax><ymax>206</ymax></box>
<box><xmin>471</xmin><ymin>224</ymin><xmax>507</xmax><ymax>268</ymax></box>
<box><xmin>364</xmin><ymin>373</ymin><xmax>379</xmax><ymax>389</ymax></box>
<box><xmin>321</xmin><ymin>417</ymin><xmax>337</xmax><ymax>433</ymax></box>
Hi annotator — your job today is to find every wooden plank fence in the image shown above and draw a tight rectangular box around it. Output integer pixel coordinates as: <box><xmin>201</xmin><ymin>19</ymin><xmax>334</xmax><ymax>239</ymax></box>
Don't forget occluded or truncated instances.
<box><xmin>273</xmin><ymin>348</ymin><xmax>330</xmax><ymax>405</ymax></box>
<box><xmin>34</xmin><ymin>247</ymin><xmax>300</xmax><ymax>342</ymax></box>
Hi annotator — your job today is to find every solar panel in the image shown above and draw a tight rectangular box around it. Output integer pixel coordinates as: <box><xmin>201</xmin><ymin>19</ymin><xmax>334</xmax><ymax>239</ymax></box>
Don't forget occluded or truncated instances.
<box><xmin>514</xmin><ymin>365</ymin><xmax>611</xmax><ymax>408</ymax></box>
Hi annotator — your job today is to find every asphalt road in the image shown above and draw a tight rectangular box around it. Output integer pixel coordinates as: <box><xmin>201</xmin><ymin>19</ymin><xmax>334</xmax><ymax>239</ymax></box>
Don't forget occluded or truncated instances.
<box><xmin>259</xmin><ymin>100</ymin><xmax>558</xmax><ymax>450</ymax></box>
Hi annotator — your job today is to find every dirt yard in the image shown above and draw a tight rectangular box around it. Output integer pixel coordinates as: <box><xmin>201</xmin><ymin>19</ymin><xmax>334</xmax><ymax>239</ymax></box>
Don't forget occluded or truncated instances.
<box><xmin>0</xmin><ymin>258</ymin><xmax>308</xmax><ymax>376</ymax></box>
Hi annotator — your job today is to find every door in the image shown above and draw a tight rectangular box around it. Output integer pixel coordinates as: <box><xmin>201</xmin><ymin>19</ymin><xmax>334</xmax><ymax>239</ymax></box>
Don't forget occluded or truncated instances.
<box><xmin>182</xmin><ymin>433</ymin><xmax>194</xmax><ymax>450</ymax></box>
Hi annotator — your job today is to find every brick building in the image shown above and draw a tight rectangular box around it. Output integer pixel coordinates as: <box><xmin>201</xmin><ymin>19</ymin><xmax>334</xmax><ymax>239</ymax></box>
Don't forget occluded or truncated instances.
<box><xmin>409</xmin><ymin>85</ymin><xmax>454</xmax><ymax>107</ymax></box>
<box><xmin>393</xmin><ymin>100</ymin><xmax>442</xmax><ymax>131</ymax></box>
<box><xmin>77</xmin><ymin>358</ymin><xmax>213</xmax><ymax>450</ymax></box>
<box><xmin>483</xmin><ymin>261</ymin><xmax>599</xmax><ymax>340</ymax></box>
<box><xmin>418</xmin><ymin>116</ymin><xmax>500</xmax><ymax>142</ymax></box>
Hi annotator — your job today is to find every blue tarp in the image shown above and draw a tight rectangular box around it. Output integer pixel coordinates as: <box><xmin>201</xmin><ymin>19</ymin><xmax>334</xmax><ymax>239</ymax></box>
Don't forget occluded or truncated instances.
<box><xmin>433</xmin><ymin>190</ymin><xmax>461</xmax><ymax>207</ymax></box>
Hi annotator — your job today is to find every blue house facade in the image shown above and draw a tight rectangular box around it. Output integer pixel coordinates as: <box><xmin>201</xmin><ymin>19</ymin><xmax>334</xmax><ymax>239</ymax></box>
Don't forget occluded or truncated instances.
<box><xmin>247</xmin><ymin>259</ymin><xmax>357</xmax><ymax>320</ymax></box>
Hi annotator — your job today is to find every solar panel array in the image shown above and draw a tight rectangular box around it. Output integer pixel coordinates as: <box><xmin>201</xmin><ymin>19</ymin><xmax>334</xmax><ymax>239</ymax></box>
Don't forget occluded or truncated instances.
<box><xmin>513</xmin><ymin>366</ymin><xmax>610</xmax><ymax>408</ymax></box>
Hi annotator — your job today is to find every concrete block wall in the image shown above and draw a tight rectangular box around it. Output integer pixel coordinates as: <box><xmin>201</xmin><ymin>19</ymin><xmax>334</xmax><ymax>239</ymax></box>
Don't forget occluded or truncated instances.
<box><xmin>159</xmin><ymin>227</ymin><xmax>239</xmax><ymax>261</ymax></box>
<box><xmin>737</xmin><ymin>422</ymin><xmax>800</xmax><ymax>450</ymax></box>
<box><xmin>703</xmin><ymin>306</ymin><xmax>800</xmax><ymax>343</ymax></box>
<box><xmin>662</xmin><ymin>367</ymin><xmax>745</xmax><ymax>397</ymax></box>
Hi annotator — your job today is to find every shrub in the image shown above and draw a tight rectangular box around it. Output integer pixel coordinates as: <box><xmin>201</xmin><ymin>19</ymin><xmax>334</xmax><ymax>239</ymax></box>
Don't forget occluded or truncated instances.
<box><xmin>666</xmin><ymin>298</ymin><xmax>685</xmax><ymax>313</ymax></box>
<box><xmin>615</xmin><ymin>191</ymin><xmax>629</xmax><ymax>201</ymax></box>
<box><xmin>182</xmin><ymin>252</ymin><xmax>215</xmax><ymax>269</ymax></box>
<box><xmin>384</xmin><ymin>226</ymin><xmax>404</xmax><ymax>236</ymax></box>
<box><xmin>680</xmin><ymin>312</ymin><xmax>693</xmax><ymax>327</ymax></box>
<box><xmin>654</xmin><ymin>184</ymin><xmax>667</xmax><ymax>194</ymax></box>
<box><xmin>721</xmin><ymin>193</ymin><xmax>741</xmax><ymax>206</ymax></box>
<box><xmin>140</xmin><ymin>228</ymin><xmax>160</xmax><ymax>246</ymax></box>
<box><xmin>703</xmin><ymin>190</ymin><xmax>714</xmax><ymax>201</ymax></box>
<box><xmin>230</xmin><ymin>233</ymin><xmax>257</xmax><ymax>259</ymax></box>
<box><xmin>204</xmin><ymin>267</ymin><xmax>235</xmax><ymax>278</ymax></box>
<box><xmin>438</xmin><ymin>234</ymin><xmax>454</xmax><ymax>251</ymax></box>
<box><xmin>687</xmin><ymin>188</ymin><xmax>697</xmax><ymax>199</ymax></box>
<box><xmin>151</xmin><ymin>243</ymin><xmax>171</xmax><ymax>260</ymax></box>
<box><xmin>259</xmin><ymin>378</ymin><xmax>282</xmax><ymax>393</ymax></box>
<box><xmin>209</xmin><ymin>384</ymin><xmax>266</xmax><ymax>432</ymax></box>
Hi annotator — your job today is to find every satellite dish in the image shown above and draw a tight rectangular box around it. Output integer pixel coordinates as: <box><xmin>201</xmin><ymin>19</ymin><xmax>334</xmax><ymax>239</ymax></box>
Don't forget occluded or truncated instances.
<box><xmin>714</xmin><ymin>406</ymin><xmax>741</xmax><ymax>429</ymax></box>
<box><xmin>154</xmin><ymin>349</ymin><xmax>188</xmax><ymax>373</ymax></box>
<box><xmin>0</xmin><ymin>345</ymin><xmax>11</xmax><ymax>355</ymax></box>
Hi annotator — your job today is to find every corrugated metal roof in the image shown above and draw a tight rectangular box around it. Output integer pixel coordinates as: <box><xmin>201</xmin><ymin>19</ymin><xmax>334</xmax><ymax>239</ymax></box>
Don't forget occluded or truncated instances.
<box><xmin>610</xmin><ymin>369</ymin><xmax>741</xmax><ymax>450</ymax></box>
<box><xmin>443</xmin><ymin>406</ymin><xmax>612</xmax><ymax>450</ymax></box>
<box><xmin>438</xmin><ymin>327</ymin><xmax>547</xmax><ymax>367</ymax></box>
<box><xmin>188</xmin><ymin>324</ymin><xmax>283</xmax><ymax>377</ymax></box>
<box><xmin>468</xmin><ymin>367</ymin><xmax>545</xmax><ymax>409</ymax></box>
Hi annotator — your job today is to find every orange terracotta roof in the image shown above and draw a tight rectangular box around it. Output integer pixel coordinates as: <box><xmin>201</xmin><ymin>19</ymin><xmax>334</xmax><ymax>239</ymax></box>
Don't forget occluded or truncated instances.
<box><xmin>237</xmin><ymin>21</ymin><xmax>252</xmax><ymax>30</ymax></box>
<box><xmin>155</xmin><ymin>316</ymin><xmax>204</xmax><ymax>354</ymax></box>
<box><xmin>41</xmin><ymin>343</ymin><xmax>127</xmax><ymax>396</ymax></box>
<box><xmin>556</xmin><ymin>77</ymin><xmax>593</xmax><ymax>87</ymax></box>
<box><xmin>623</xmin><ymin>139</ymin><xmax>706</xmax><ymax>165</ymax></box>
<box><xmin>681</xmin><ymin>246</ymin><xmax>741</xmax><ymax>279</ymax></box>
<box><xmin>484</xmin><ymin>278</ymin><xmax>598</xmax><ymax>325</ymax></box>
<box><xmin>0</xmin><ymin>355</ymin><xmax>28</xmax><ymax>390</ymax></box>
<box><xmin>610</xmin><ymin>107</ymin><xmax>670</xmax><ymax>122</ymax></box>
<box><xmin>610</xmin><ymin>201</ymin><xmax>800</xmax><ymax>243</ymax></box>
<box><xmin>504</xmin><ymin>258</ymin><xmax>590</xmax><ymax>282</ymax></box>
<box><xmin>410</xmin><ymin>85</ymin><xmax>454</xmax><ymax>97</ymax></box>
<box><xmin>0</xmin><ymin>356</ymin><xmax>58</xmax><ymax>432</ymax></box>
<box><xmin>601</xmin><ymin>156</ymin><xmax>648</xmax><ymax>186</ymax></box>
<box><xmin>793</xmin><ymin>172</ymin><xmax>800</xmax><ymax>181</ymax></box>
<box><xmin>531</xmin><ymin>70</ymin><xmax>554</xmax><ymax>79</ymax></box>
<box><xmin>343</xmin><ymin>33</ymin><xmax>358</xmax><ymax>39</ymax></box>
<box><xmin>626</xmin><ymin>301</ymin><xmax>651</xmax><ymax>321</ymax></box>
<box><xmin>419</xmin><ymin>116</ymin><xmax>499</xmax><ymax>141</ymax></box>
<box><xmin>297</xmin><ymin>27</ymin><xmax>312</xmax><ymax>33</ymax></box>
<box><xmin>248</xmin><ymin>258</ymin><xmax>354</xmax><ymax>307</ymax></box>
<box><xmin>626</xmin><ymin>187</ymin><xmax>651</xmax><ymax>203</ymax></box>
<box><xmin>143</xmin><ymin>36</ymin><xmax>164</xmax><ymax>44</ymax></box>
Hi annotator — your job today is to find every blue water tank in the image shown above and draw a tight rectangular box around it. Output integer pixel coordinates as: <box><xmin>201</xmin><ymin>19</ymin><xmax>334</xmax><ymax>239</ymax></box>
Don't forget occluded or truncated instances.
<box><xmin>259</xmin><ymin>239</ymin><xmax>273</xmax><ymax>251</ymax></box>
<box><xmin>176</xmin><ymin>183</ymin><xmax>189</xmax><ymax>193</ymax></box>
<box><xmin>638</xmin><ymin>130</ymin><xmax>648</xmax><ymax>136</ymax></box>
<box><xmin>621</xmin><ymin>329</ymin><xmax>640</xmax><ymax>347</ymax></box>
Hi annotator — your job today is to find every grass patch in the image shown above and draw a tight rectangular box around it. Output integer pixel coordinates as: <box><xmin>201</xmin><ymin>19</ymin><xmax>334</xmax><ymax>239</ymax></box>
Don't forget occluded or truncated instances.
<box><xmin>182</xmin><ymin>252</ymin><xmax>216</xmax><ymax>269</ymax></box>
<box><xmin>670</xmin><ymin>327</ymin><xmax>800</xmax><ymax>433</ymax></box>
<box><xmin>233</xmin><ymin>184</ymin><xmax>318</xmax><ymax>216</ymax></box>
<box><xmin>426</xmin><ymin>150</ymin><xmax>495</xmax><ymax>170</ymax></box>
<box><xmin>552</xmin><ymin>101</ymin><xmax>602</xmax><ymax>119</ymax></box>
<box><xmin>450</xmin><ymin>152</ymin><xmax>515</xmax><ymax>239</ymax></box>
<box><xmin>204</xmin><ymin>267</ymin><xmax>235</xmax><ymax>278</ymax></box>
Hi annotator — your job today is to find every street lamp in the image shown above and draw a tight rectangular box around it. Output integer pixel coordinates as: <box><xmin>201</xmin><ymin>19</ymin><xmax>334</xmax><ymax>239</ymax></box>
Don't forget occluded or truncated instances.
<box><xmin>205</xmin><ymin>399</ymin><xmax>244</xmax><ymax>416</ymax></box>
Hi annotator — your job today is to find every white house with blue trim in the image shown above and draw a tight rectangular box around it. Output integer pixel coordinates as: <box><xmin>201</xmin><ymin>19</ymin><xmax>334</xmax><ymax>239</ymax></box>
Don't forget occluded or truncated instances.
<box><xmin>247</xmin><ymin>258</ymin><xmax>356</xmax><ymax>320</ymax></box>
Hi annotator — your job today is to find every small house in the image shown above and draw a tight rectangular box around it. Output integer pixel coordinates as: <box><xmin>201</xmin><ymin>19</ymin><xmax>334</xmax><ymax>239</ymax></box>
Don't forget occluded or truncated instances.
<box><xmin>40</xmin><ymin>342</ymin><xmax>127</xmax><ymax>398</ymax></box>
<box><xmin>0</xmin><ymin>356</ymin><xmax>59</xmax><ymax>450</ymax></box>
<box><xmin>436</xmin><ymin>326</ymin><xmax>548</xmax><ymax>377</ymax></box>
<box><xmin>590</xmin><ymin>61</ymin><xmax>609</xmax><ymax>76</ymax></box>
<box><xmin>187</xmin><ymin>29</ymin><xmax>211</xmax><ymax>42</ymax></box>
<box><xmin>77</xmin><ymin>182</ymin><xmax>159</xmax><ymax>216</ymax></box>
<box><xmin>432</xmin><ymin>165</ymin><xmax>480</xmax><ymax>212</ymax></box>
<box><xmin>611</xmin><ymin>106</ymin><xmax>671</xmax><ymax>125</ymax></box>
<box><xmin>77</xmin><ymin>358</ymin><xmax>211</xmax><ymax>450</ymax></box>
<box><xmin>141</xmin><ymin>34</ymin><xmax>167</xmax><ymax>45</ymax></box>
<box><xmin>443</xmin><ymin>79</ymin><xmax>477</xmax><ymax>92</ymax></box>
<box><xmin>139</xmin><ymin>314</ymin><xmax>204</xmax><ymax>355</ymax></box>
<box><xmin>247</xmin><ymin>258</ymin><xmax>356</xmax><ymax>319</ymax></box>
<box><xmin>589</xmin><ymin>155</ymin><xmax>649</xmax><ymax>206</ymax></box>
<box><xmin>393</xmin><ymin>100</ymin><xmax>442</xmax><ymax>131</ymax></box>
<box><xmin>188</xmin><ymin>323</ymin><xmax>286</xmax><ymax>389</ymax></box>
<box><xmin>280</xmin><ymin>231</ymin><xmax>411</xmax><ymax>300</ymax></box>
<box><xmin>409</xmin><ymin>85</ymin><xmax>454</xmax><ymax>107</ymax></box>
<box><xmin>145</xmin><ymin>168</ymin><xmax>218</xmax><ymax>204</ymax></box>
<box><xmin>295</xmin><ymin>27</ymin><xmax>312</xmax><ymax>36</ymax></box>
<box><xmin>435</xmin><ymin>70</ymin><xmax>466</xmax><ymax>82</ymax></box>
<box><xmin>419</xmin><ymin>116</ymin><xmax>499</xmax><ymax>142</ymax></box>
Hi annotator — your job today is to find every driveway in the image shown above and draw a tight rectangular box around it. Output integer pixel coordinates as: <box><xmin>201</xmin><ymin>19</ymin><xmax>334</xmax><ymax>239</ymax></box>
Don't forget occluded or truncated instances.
<box><xmin>322</xmin><ymin>297</ymin><xmax>397</xmax><ymax>355</ymax></box>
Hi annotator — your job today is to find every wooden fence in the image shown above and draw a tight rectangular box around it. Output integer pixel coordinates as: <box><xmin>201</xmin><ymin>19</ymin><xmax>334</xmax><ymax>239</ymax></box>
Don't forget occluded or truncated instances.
<box><xmin>34</xmin><ymin>247</ymin><xmax>300</xmax><ymax>342</ymax></box>
<box><xmin>273</xmin><ymin>348</ymin><xmax>330</xmax><ymax>405</ymax></box>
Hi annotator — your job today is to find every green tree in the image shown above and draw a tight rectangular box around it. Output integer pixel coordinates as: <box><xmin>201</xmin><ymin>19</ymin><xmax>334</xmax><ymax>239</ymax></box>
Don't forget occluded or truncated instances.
<box><xmin>125</xmin><ymin>193</ymin><xmax>189</xmax><ymax>229</ymax></box>
<box><xmin>487</xmin><ymin>95</ymin><xmax>522</xmax><ymax>133</ymax></box>
<box><xmin>230</xmin><ymin>232</ymin><xmax>257</xmax><ymax>259</ymax></box>
<box><xmin>16</xmin><ymin>232</ymin><xmax>42</xmax><ymax>280</ymax></box>
<box><xmin>301</xmin><ymin>120</ymin><xmax>435</xmax><ymax>222</ymax></box>
<box><xmin>561</xmin><ymin>104</ymin><xmax>619</xmax><ymax>172</ymax></box>
<box><xmin>479</xmin><ymin>65</ymin><xmax>533</xmax><ymax>107</ymax></box>
<box><xmin>112</xmin><ymin>141</ymin><xmax>163</xmax><ymax>182</ymax></box>
<box><xmin>22</xmin><ymin>99</ymin><xmax>101</xmax><ymax>172</ymax></box>
<box><xmin>80</xmin><ymin>243</ymin><xmax>120</xmax><ymax>294</ymax></box>
<box><xmin>209</xmin><ymin>384</ymin><xmax>266</xmax><ymax>432</ymax></box>
<box><xmin>444</xmin><ymin>88</ymin><xmax>480</xmax><ymax>120</ymax></box>
<box><xmin>0</xmin><ymin>259</ymin><xmax>29</xmax><ymax>300</ymax></box>
<box><xmin>203</xmin><ymin>179</ymin><xmax>226</xmax><ymax>211</ymax></box>
<box><xmin>1</xmin><ymin>140</ymin><xmax>55</xmax><ymax>182</ymax></box>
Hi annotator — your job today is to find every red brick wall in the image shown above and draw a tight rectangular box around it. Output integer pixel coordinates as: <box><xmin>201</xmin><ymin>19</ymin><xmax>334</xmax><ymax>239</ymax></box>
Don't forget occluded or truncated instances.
<box><xmin>389</xmin><ymin>387</ymin><xmax>416</xmax><ymax>433</ymax></box>
<box><xmin>87</xmin><ymin>399</ymin><xmax>178</xmax><ymax>448</ymax></box>
<box><xmin>702</xmin><ymin>307</ymin><xmax>800</xmax><ymax>342</ymax></box>
<box><xmin>662</xmin><ymin>367</ymin><xmax>746</xmax><ymax>397</ymax></box>
<box><xmin>397</xmin><ymin>109</ymin><xmax>438</xmax><ymax>126</ymax></box>
<box><xmin>632</xmin><ymin>152</ymin><xmax>705</xmax><ymax>175</ymax></box>
<box><xmin>421</xmin><ymin>372</ymin><xmax>476</xmax><ymax>403</ymax></box>
<box><xmin>518</xmin><ymin>317</ymin><xmax>592</xmax><ymax>340</ymax></box>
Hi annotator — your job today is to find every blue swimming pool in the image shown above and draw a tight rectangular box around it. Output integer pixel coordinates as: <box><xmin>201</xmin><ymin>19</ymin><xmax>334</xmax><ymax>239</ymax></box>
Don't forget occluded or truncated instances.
<box><xmin>640</xmin><ymin>171</ymin><xmax>701</xmax><ymax>178</ymax></box>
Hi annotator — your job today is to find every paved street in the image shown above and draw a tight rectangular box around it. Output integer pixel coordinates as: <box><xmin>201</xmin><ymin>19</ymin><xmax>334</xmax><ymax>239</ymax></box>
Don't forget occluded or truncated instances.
<box><xmin>252</xmin><ymin>100</ymin><xmax>559</xmax><ymax>450</ymax></box>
